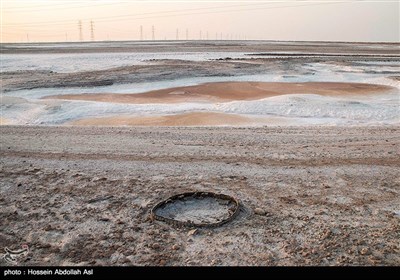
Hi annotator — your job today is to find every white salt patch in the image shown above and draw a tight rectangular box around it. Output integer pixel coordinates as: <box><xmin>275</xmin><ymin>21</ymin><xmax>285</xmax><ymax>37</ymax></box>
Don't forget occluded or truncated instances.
<box><xmin>2</xmin><ymin>55</ymin><xmax>399</xmax><ymax>126</ymax></box>
<box><xmin>1</xmin><ymin>52</ymin><xmax>267</xmax><ymax>73</ymax></box>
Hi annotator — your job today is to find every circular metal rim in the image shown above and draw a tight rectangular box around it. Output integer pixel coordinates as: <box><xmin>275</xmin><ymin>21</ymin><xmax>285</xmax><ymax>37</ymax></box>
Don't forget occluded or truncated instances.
<box><xmin>151</xmin><ymin>191</ymin><xmax>240</xmax><ymax>228</ymax></box>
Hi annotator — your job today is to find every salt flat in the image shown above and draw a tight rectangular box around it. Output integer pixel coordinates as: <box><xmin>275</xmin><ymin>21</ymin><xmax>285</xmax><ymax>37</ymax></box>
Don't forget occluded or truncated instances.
<box><xmin>1</xmin><ymin>41</ymin><xmax>399</xmax><ymax>266</ymax></box>
<box><xmin>1</xmin><ymin>41</ymin><xmax>399</xmax><ymax>126</ymax></box>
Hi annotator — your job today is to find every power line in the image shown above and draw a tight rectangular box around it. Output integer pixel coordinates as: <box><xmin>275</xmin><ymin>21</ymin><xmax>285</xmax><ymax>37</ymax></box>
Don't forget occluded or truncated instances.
<box><xmin>5</xmin><ymin>1</ymin><xmax>377</xmax><ymax>27</ymax></box>
<box><xmin>3</xmin><ymin>2</ymin><xmax>277</xmax><ymax>27</ymax></box>
<box><xmin>92</xmin><ymin>1</ymin><xmax>351</xmax><ymax>27</ymax></box>
<box><xmin>78</xmin><ymin>20</ymin><xmax>83</xmax><ymax>42</ymax></box>
<box><xmin>5</xmin><ymin>0</ymin><xmax>388</xmax><ymax>12</ymax></box>
<box><xmin>3</xmin><ymin>1</ymin><xmax>131</xmax><ymax>12</ymax></box>
<box><xmin>3</xmin><ymin>2</ymin><xmax>100</xmax><ymax>10</ymax></box>
<box><xmin>6</xmin><ymin>1</ymin><xmax>350</xmax><ymax>29</ymax></box>
<box><xmin>4</xmin><ymin>1</ymin><xmax>357</xmax><ymax>42</ymax></box>
<box><xmin>90</xmin><ymin>20</ymin><xmax>95</xmax><ymax>41</ymax></box>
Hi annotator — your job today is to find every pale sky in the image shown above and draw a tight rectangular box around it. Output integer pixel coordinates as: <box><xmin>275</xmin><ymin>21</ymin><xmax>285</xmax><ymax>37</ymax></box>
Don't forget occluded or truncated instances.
<box><xmin>1</xmin><ymin>0</ymin><xmax>399</xmax><ymax>43</ymax></box>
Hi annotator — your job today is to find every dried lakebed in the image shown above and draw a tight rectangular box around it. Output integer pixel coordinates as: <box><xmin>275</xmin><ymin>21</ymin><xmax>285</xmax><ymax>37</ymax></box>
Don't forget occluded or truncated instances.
<box><xmin>1</xmin><ymin>125</ymin><xmax>399</xmax><ymax>266</ymax></box>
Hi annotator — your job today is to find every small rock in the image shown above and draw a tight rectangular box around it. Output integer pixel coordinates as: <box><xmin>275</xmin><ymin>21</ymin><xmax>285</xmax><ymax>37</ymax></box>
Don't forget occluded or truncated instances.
<box><xmin>38</xmin><ymin>243</ymin><xmax>51</xmax><ymax>249</ymax></box>
<box><xmin>368</xmin><ymin>256</ymin><xmax>380</xmax><ymax>264</ymax></box>
<box><xmin>172</xmin><ymin>244</ymin><xmax>180</xmax><ymax>250</ymax></box>
<box><xmin>152</xmin><ymin>243</ymin><xmax>161</xmax><ymax>250</ymax></box>
<box><xmin>159</xmin><ymin>259</ymin><xmax>166</xmax><ymax>266</ymax></box>
<box><xmin>110</xmin><ymin>252</ymin><xmax>122</xmax><ymax>264</ymax></box>
<box><xmin>321</xmin><ymin>230</ymin><xmax>331</xmax><ymax>240</ymax></box>
<box><xmin>254</xmin><ymin>208</ymin><xmax>266</xmax><ymax>215</ymax></box>
<box><xmin>266</xmin><ymin>252</ymin><xmax>274</xmax><ymax>260</ymax></box>
<box><xmin>29</xmin><ymin>168</ymin><xmax>40</xmax><ymax>172</ymax></box>
<box><xmin>311</xmin><ymin>249</ymin><xmax>317</xmax><ymax>254</ymax></box>
<box><xmin>360</xmin><ymin>247</ymin><xmax>370</xmax><ymax>255</ymax></box>
<box><xmin>126</xmin><ymin>255</ymin><xmax>136</xmax><ymax>263</ymax></box>
<box><xmin>140</xmin><ymin>200</ymin><xmax>152</xmax><ymax>208</ymax></box>
<box><xmin>187</xmin><ymin>229</ymin><xmax>198</xmax><ymax>236</ymax></box>
<box><xmin>92</xmin><ymin>177</ymin><xmax>107</xmax><ymax>182</ymax></box>
<box><xmin>44</xmin><ymin>225</ymin><xmax>53</xmax><ymax>231</ymax></box>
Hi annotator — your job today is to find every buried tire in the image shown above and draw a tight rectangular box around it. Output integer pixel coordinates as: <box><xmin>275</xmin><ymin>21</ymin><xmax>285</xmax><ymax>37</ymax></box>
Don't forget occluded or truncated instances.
<box><xmin>151</xmin><ymin>192</ymin><xmax>240</xmax><ymax>228</ymax></box>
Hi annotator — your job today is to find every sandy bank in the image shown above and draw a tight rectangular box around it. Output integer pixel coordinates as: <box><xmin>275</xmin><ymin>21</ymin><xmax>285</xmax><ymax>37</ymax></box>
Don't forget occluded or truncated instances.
<box><xmin>0</xmin><ymin>118</ymin><xmax>12</xmax><ymax>125</ymax></box>
<box><xmin>69</xmin><ymin>112</ymin><xmax>260</xmax><ymax>126</ymax></box>
<box><xmin>44</xmin><ymin>82</ymin><xmax>394</xmax><ymax>104</ymax></box>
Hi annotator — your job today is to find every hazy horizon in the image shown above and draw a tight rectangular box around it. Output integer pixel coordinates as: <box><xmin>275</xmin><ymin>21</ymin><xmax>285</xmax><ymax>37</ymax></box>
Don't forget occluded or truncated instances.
<box><xmin>2</xmin><ymin>0</ymin><xmax>399</xmax><ymax>43</ymax></box>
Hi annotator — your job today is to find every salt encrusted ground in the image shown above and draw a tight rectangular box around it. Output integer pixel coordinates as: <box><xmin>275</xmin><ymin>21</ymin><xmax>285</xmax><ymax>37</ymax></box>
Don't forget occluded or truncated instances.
<box><xmin>1</xmin><ymin>126</ymin><xmax>399</xmax><ymax>266</ymax></box>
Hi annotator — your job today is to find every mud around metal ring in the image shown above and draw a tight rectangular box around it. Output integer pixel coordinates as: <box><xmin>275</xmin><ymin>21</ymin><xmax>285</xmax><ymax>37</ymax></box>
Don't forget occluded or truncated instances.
<box><xmin>151</xmin><ymin>192</ymin><xmax>240</xmax><ymax>228</ymax></box>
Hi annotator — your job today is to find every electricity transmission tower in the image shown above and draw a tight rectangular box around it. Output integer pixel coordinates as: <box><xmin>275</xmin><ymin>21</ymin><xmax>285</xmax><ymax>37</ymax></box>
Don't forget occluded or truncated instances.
<box><xmin>78</xmin><ymin>20</ymin><xmax>83</xmax><ymax>41</ymax></box>
<box><xmin>90</xmin><ymin>20</ymin><xmax>95</xmax><ymax>41</ymax></box>
<box><xmin>140</xmin><ymin>25</ymin><xmax>143</xmax><ymax>41</ymax></box>
<box><xmin>152</xmin><ymin>25</ymin><xmax>155</xmax><ymax>40</ymax></box>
